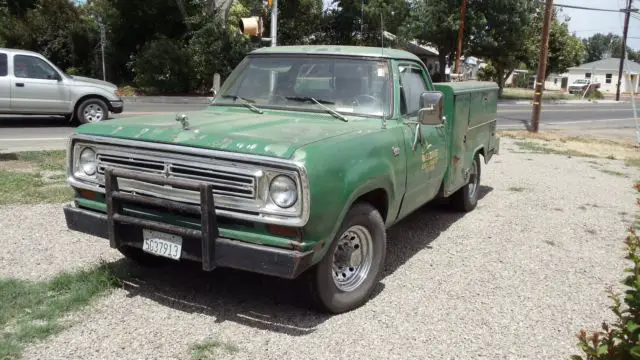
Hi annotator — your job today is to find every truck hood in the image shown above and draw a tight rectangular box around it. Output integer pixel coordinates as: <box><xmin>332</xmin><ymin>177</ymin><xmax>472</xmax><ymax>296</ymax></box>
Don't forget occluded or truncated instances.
<box><xmin>70</xmin><ymin>75</ymin><xmax>118</xmax><ymax>90</ymax></box>
<box><xmin>75</xmin><ymin>108</ymin><xmax>372</xmax><ymax>159</ymax></box>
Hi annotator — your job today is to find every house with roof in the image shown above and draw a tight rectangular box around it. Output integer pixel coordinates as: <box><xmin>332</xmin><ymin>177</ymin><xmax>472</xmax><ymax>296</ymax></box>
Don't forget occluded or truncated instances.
<box><xmin>567</xmin><ymin>58</ymin><xmax>640</xmax><ymax>94</ymax></box>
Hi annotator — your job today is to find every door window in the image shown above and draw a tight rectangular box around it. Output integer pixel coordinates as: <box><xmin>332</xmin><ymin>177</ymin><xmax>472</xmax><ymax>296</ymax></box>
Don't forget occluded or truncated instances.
<box><xmin>0</xmin><ymin>53</ymin><xmax>7</xmax><ymax>77</ymax></box>
<box><xmin>13</xmin><ymin>55</ymin><xmax>59</xmax><ymax>80</ymax></box>
<box><xmin>398</xmin><ymin>64</ymin><xmax>428</xmax><ymax>117</ymax></box>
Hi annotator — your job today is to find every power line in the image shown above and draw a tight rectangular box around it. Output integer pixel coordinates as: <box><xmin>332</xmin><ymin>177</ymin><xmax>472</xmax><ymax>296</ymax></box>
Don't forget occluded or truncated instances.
<box><xmin>551</xmin><ymin>2</ymin><xmax>637</xmax><ymax>13</ymax></box>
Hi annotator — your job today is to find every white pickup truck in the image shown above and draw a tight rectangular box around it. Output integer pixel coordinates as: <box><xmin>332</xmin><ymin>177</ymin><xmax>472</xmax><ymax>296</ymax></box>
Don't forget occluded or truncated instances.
<box><xmin>568</xmin><ymin>79</ymin><xmax>601</xmax><ymax>95</ymax></box>
<box><xmin>0</xmin><ymin>48</ymin><xmax>123</xmax><ymax>124</ymax></box>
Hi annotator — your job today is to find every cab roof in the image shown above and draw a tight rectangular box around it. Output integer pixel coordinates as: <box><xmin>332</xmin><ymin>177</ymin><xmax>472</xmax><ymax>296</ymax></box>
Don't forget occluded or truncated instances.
<box><xmin>250</xmin><ymin>45</ymin><xmax>423</xmax><ymax>62</ymax></box>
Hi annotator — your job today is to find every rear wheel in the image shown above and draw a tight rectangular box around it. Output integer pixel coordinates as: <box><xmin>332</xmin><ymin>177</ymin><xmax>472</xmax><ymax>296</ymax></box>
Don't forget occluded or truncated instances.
<box><xmin>450</xmin><ymin>153</ymin><xmax>481</xmax><ymax>212</ymax></box>
<box><xmin>305</xmin><ymin>202</ymin><xmax>387</xmax><ymax>314</ymax></box>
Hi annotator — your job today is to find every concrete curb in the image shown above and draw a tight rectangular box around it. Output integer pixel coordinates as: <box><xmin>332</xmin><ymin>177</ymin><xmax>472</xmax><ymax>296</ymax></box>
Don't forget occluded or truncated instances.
<box><xmin>498</xmin><ymin>99</ymin><xmax>629</xmax><ymax>105</ymax></box>
<box><xmin>121</xmin><ymin>96</ymin><xmax>213</xmax><ymax>105</ymax></box>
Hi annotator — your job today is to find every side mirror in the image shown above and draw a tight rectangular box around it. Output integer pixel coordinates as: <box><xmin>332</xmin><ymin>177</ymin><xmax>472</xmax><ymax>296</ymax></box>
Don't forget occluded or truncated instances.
<box><xmin>418</xmin><ymin>91</ymin><xmax>444</xmax><ymax>125</ymax></box>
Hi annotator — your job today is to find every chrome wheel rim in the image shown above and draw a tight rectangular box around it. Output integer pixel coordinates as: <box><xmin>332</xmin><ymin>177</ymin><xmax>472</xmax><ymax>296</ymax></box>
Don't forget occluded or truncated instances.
<box><xmin>468</xmin><ymin>160</ymin><xmax>479</xmax><ymax>202</ymax></box>
<box><xmin>83</xmin><ymin>104</ymin><xmax>104</xmax><ymax>122</ymax></box>
<box><xmin>332</xmin><ymin>225</ymin><xmax>373</xmax><ymax>292</ymax></box>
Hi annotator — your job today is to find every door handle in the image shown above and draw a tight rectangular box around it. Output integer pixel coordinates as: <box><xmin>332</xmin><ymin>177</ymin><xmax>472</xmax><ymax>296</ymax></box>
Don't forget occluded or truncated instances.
<box><xmin>16</xmin><ymin>83</ymin><xmax>24</xmax><ymax>87</ymax></box>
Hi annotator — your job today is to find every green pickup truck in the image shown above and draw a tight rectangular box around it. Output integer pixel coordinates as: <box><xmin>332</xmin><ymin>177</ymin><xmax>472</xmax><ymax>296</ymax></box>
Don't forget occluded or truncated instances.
<box><xmin>63</xmin><ymin>45</ymin><xmax>500</xmax><ymax>314</ymax></box>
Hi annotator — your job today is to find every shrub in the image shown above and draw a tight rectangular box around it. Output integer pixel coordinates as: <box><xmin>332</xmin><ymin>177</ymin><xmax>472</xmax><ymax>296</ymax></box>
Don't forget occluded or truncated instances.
<box><xmin>572</xmin><ymin>182</ymin><xmax>640</xmax><ymax>359</ymax></box>
<box><xmin>586</xmin><ymin>89</ymin><xmax>605</xmax><ymax>100</ymax></box>
<box><xmin>65</xmin><ymin>67</ymin><xmax>81</xmax><ymax>76</ymax></box>
<box><xmin>132</xmin><ymin>37</ymin><xmax>193</xmax><ymax>95</ymax></box>
<box><xmin>477</xmin><ymin>64</ymin><xmax>496</xmax><ymax>82</ymax></box>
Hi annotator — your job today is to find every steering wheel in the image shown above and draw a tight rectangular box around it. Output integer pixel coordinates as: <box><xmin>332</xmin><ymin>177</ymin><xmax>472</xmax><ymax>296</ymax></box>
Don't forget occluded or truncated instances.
<box><xmin>352</xmin><ymin>94</ymin><xmax>381</xmax><ymax>107</ymax></box>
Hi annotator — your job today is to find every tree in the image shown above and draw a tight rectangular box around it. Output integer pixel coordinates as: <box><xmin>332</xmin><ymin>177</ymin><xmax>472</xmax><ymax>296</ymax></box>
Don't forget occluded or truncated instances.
<box><xmin>0</xmin><ymin>0</ymin><xmax>100</xmax><ymax>76</ymax></box>
<box><xmin>582</xmin><ymin>33</ymin><xmax>639</xmax><ymax>63</ymax></box>
<box><xmin>469</xmin><ymin>0</ymin><xmax>541</xmax><ymax>96</ymax></box>
<box><xmin>261</xmin><ymin>0</ymin><xmax>324</xmax><ymax>45</ymax></box>
<box><xmin>531</xmin><ymin>14</ymin><xmax>585</xmax><ymax>78</ymax></box>
<box><xmin>186</xmin><ymin>2</ymin><xmax>256</xmax><ymax>94</ymax></box>
<box><xmin>405</xmin><ymin>0</ymin><xmax>480</xmax><ymax>81</ymax></box>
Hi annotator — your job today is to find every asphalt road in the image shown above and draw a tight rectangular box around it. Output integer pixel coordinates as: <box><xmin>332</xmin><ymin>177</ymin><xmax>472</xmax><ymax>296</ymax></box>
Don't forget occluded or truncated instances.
<box><xmin>1</xmin><ymin>102</ymin><xmax>637</xmax><ymax>152</ymax></box>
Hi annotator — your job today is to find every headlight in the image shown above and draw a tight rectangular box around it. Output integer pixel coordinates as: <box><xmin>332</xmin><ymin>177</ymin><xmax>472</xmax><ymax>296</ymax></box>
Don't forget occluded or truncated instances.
<box><xmin>269</xmin><ymin>175</ymin><xmax>297</xmax><ymax>208</ymax></box>
<box><xmin>78</xmin><ymin>147</ymin><xmax>97</xmax><ymax>176</ymax></box>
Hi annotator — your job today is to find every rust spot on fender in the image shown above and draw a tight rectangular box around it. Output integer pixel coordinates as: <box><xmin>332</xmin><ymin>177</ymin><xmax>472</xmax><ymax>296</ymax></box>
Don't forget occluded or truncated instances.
<box><xmin>285</xmin><ymin>240</ymin><xmax>305</xmax><ymax>252</ymax></box>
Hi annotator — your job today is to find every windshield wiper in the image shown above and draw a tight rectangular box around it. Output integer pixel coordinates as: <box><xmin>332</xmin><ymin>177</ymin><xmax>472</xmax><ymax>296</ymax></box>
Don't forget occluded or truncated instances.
<box><xmin>220</xmin><ymin>95</ymin><xmax>263</xmax><ymax>114</ymax></box>
<box><xmin>285</xmin><ymin>96</ymin><xmax>348</xmax><ymax>122</ymax></box>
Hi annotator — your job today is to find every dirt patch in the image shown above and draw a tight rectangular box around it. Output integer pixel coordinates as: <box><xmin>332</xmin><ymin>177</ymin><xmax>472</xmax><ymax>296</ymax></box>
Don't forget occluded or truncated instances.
<box><xmin>0</xmin><ymin>161</ymin><xmax>37</xmax><ymax>173</ymax></box>
<box><xmin>499</xmin><ymin>130</ymin><xmax>640</xmax><ymax>163</ymax></box>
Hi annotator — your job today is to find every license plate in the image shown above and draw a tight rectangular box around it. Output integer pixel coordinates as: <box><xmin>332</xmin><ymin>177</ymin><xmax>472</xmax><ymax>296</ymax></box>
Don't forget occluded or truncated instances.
<box><xmin>142</xmin><ymin>229</ymin><xmax>182</xmax><ymax>260</ymax></box>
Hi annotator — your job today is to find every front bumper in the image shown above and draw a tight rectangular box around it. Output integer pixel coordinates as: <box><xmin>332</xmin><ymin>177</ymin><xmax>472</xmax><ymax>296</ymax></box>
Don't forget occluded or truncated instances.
<box><xmin>64</xmin><ymin>167</ymin><xmax>314</xmax><ymax>279</ymax></box>
<box><xmin>109</xmin><ymin>100</ymin><xmax>124</xmax><ymax>114</ymax></box>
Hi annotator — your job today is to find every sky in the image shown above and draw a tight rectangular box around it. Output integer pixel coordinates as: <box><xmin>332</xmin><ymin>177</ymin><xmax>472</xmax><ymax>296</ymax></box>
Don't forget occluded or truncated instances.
<box><xmin>559</xmin><ymin>0</ymin><xmax>639</xmax><ymax>50</ymax></box>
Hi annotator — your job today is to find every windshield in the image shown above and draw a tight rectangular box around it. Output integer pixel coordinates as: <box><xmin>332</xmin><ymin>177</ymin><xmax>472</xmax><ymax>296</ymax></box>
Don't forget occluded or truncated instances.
<box><xmin>212</xmin><ymin>55</ymin><xmax>393</xmax><ymax>118</ymax></box>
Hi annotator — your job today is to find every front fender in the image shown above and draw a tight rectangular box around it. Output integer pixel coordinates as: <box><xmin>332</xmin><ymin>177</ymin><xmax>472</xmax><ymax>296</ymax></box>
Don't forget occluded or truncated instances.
<box><xmin>70</xmin><ymin>86</ymin><xmax>121</xmax><ymax>110</ymax></box>
<box><xmin>295</xmin><ymin>124</ymin><xmax>406</xmax><ymax>264</ymax></box>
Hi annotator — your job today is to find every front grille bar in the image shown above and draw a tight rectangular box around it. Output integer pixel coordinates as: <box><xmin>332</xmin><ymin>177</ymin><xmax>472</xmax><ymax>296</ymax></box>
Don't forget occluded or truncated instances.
<box><xmin>105</xmin><ymin>167</ymin><xmax>219</xmax><ymax>271</ymax></box>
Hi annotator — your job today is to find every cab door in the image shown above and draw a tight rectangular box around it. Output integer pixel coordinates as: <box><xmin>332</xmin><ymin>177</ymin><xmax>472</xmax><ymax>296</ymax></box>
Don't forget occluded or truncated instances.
<box><xmin>9</xmin><ymin>53</ymin><xmax>69</xmax><ymax>114</ymax></box>
<box><xmin>396</xmin><ymin>61</ymin><xmax>448</xmax><ymax>219</ymax></box>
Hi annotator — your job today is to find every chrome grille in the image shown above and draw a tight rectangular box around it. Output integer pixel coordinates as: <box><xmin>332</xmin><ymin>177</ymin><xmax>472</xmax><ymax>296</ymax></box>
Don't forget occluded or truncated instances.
<box><xmin>96</xmin><ymin>153</ymin><xmax>256</xmax><ymax>199</ymax></box>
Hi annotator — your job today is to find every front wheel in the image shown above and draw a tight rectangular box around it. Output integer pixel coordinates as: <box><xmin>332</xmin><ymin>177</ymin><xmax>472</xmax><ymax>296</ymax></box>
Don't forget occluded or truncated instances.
<box><xmin>450</xmin><ymin>154</ymin><xmax>481</xmax><ymax>212</ymax></box>
<box><xmin>76</xmin><ymin>98</ymin><xmax>109</xmax><ymax>124</ymax></box>
<box><xmin>305</xmin><ymin>202</ymin><xmax>387</xmax><ymax>314</ymax></box>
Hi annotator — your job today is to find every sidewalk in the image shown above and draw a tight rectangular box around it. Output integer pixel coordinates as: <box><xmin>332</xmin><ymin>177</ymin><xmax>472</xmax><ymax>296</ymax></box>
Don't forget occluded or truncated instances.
<box><xmin>121</xmin><ymin>96</ymin><xmax>213</xmax><ymax>105</ymax></box>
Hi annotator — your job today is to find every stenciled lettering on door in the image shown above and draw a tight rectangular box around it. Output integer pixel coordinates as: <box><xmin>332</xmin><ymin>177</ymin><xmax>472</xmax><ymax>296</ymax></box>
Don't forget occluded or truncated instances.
<box><xmin>420</xmin><ymin>142</ymin><xmax>439</xmax><ymax>172</ymax></box>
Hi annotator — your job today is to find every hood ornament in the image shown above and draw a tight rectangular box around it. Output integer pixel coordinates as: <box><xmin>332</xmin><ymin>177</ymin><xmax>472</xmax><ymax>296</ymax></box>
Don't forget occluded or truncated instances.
<box><xmin>175</xmin><ymin>113</ymin><xmax>190</xmax><ymax>130</ymax></box>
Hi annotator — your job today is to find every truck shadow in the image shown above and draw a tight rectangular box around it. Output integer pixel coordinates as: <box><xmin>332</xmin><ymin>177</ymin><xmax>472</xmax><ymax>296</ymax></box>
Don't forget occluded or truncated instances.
<box><xmin>383</xmin><ymin>185</ymin><xmax>493</xmax><ymax>278</ymax></box>
<box><xmin>106</xmin><ymin>185</ymin><xmax>493</xmax><ymax>336</ymax></box>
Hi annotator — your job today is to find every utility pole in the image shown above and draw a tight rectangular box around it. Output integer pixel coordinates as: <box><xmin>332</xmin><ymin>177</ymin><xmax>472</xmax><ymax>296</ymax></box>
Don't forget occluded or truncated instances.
<box><xmin>454</xmin><ymin>0</ymin><xmax>468</xmax><ymax>75</ymax></box>
<box><xmin>97</xmin><ymin>16</ymin><xmax>106</xmax><ymax>81</ymax></box>
<box><xmin>270</xmin><ymin>0</ymin><xmax>277</xmax><ymax>47</ymax></box>
<box><xmin>616</xmin><ymin>0</ymin><xmax>632</xmax><ymax>101</ymax></box>
<box><xmin>530</xmin><ymin>0</ymin><xmax>554</xmax><ymax>133</ymax></box>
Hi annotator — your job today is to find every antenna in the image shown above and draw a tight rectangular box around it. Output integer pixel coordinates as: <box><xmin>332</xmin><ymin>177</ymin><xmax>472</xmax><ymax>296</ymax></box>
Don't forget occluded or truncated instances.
<box><xmin>381</xmin><ymin>12</ymin><xmax>384</xmax><ymax>55</ymax></box>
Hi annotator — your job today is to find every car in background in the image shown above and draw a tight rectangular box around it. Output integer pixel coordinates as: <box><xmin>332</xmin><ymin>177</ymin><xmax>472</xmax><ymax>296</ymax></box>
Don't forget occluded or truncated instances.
<box><xmin>568</xmin><ymin>78</ymin><xmax>600</xmax><ymax>94</ymax></box>
<box><xmin>0</xmin><ymin>48</ymin><xmax>123</xmax><ymax>125</ymax></box>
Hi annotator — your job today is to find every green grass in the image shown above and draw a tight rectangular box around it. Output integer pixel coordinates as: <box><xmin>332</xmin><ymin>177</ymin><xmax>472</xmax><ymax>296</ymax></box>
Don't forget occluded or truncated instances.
<box><xmin>500</xmin><ymin>88</ymin><xmax>574</xmax><ymax>100</ymax></box>
<box><xmin>600</xmin><ymin>169</ymin><xmax>628</xmax><ymax>177</ymax></box>
<box><xmin>513</xmin><ymin>141</ymin><xmax>595</xmax><ymax>158</ymax></box>
<box><xmin>0</xmin><ymin>150</ymin><xmax>73</xmax><ymax>205</ymax></box>
<box><xmin>625</xmin><ymin>158</ymin><xmax>640</xmax><ymax>168</ymax></box>
<box><xmin>0</xmin><ymin>262</ymin><xmax>122</xmax><ymax>359</ymax></box>
<box><xmin>189</xmin><ymin>338</ymin><xmax>239</xmax><ymax>360</ymax></box>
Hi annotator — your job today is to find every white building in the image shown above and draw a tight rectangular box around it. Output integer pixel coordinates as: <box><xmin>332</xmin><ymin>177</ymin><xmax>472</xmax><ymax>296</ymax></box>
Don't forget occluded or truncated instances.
<box><xmin>567</xmin><ymin>58</ymin><xmax>640</xmax><ymax>94</ymax></box>
<box><xmin>544</xmin><ymin>73</ymin><xmax>569</xmax><ymax>91</ymax></box>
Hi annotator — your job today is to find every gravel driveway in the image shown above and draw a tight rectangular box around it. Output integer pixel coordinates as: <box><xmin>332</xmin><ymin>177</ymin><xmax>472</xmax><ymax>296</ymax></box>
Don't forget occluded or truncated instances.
<box><xmin>3</xmin><ymin>137</ymin><xmax>638</xmax><ymax>360</ymax></box>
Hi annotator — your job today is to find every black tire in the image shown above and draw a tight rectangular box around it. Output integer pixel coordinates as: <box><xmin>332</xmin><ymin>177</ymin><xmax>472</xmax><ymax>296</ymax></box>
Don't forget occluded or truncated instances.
<box><xmin>117</xmin><ymin>245</ymin><xmax>168</xmax><ymax>268</ymax></box>
<box><xmin>76</xmin><ymin>98</ymin><xmax>109</xmax><ymax>125</ymax></box>
<box><xmin>450</xmin><ymin>153</ymin><xmax>481</xmax><ymax>212</ymax></box>
<box><xmin>305</xmin><ymin>202</ymin><xmax>387</xmax><ymax>314</ymax></box>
